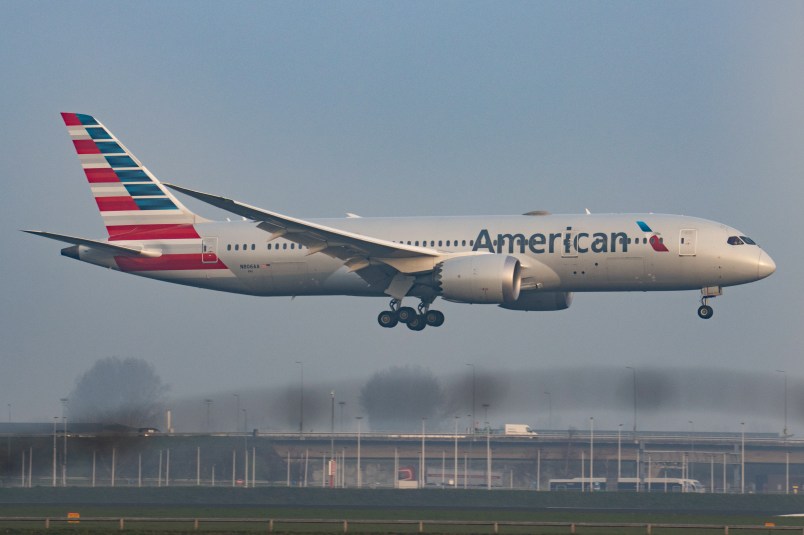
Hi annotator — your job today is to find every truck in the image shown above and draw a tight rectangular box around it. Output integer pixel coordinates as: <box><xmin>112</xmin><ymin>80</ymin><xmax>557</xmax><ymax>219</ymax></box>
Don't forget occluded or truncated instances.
<box><xmin>617</xmin><ymin>477</ymin><xmax>705</xmax><ymax>493</ymax></box>
<box><xmin>504</xmin><ymin>424</ymin><xmax>538</xmax><ymax>436</ymax></box>
<box><xmin>548</xmin><ymin>477</ymin><xmax>607</xmax><ymax>491</ymax></box>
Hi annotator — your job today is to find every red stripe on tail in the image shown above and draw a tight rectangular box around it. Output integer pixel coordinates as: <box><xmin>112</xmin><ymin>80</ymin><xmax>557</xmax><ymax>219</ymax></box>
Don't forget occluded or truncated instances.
<box><xmin>107</xmin><ymin>224</ymin><xmax>201</xmax><ymax>241</ymax></box>
<box><xmin>116</xmin><ymin>254</ymin><xmax>228</xmax><ymax>271</ymax></box>
<box><xmin>61</xmin><ymin>113</ymin><xmax>82</xmax><ymax>126</ymax></box>
<box><xmin>85</xmin><ymin>168</ymin><xmax>120</xmax><ymax>183</ymax></box>
<box><xmin>96</xmin><ymin>197</ymin><xmax>139</xmax><ymax>211</ymax></box>
<box><xmin>73</xmin><ymin>140</ymin><xmax>100</xmax><ymax>154</ymax></box>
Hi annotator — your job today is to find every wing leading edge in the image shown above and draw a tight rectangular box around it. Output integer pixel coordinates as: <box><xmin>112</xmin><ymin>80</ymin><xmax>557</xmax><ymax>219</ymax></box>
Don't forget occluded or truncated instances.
<box><xmin>164</xmin><ymin>183</ymin><xmax>445</xmax><ymax>275</ymax></box>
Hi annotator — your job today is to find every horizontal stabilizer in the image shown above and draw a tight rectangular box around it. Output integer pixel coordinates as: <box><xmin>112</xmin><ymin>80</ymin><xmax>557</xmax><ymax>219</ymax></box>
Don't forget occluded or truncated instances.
<box><xmin>22</xmin><ymin>230</ymin><xmax>161</xmax><ymax>257</ymax></box>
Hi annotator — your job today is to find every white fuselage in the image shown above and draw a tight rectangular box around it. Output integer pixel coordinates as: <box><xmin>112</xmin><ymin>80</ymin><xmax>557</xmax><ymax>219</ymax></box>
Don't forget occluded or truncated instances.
<box><xmin>69</xmin><ymin>212</ymin><xmax>774</xmax><ymax>299</ymax></box>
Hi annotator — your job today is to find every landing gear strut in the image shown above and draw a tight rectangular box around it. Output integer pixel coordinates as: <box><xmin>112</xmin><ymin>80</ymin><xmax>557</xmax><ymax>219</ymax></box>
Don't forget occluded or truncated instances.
<box><xmin>697</xmin><ymin>286</ymin><xmax>721</xmax><ymax>320</ymax></box>
<box><xmin>377</xmin><ymin>298</ymin><xmax>445</xmax><ymax>331</ymax></box>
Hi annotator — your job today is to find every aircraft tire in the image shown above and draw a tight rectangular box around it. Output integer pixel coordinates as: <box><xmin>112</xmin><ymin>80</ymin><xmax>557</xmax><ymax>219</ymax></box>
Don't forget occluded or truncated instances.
<box><xmin>397</xmin><ymin>307</ymin><xmax>417</xmax><ymax>324</ymax></box>
<box><xmin>407</xmin><ymin>314</ymin><xmax>427</xmax><ymax>331</ymax></box>
<box><xmin>378</xmin><ymin>310</ymin><xmax>399</xmax><ymax>328</ymax></box>
<box><xmin>425</xmin><ymin>310</ymin><xmax>445</xmax><ymax>327</ymax></box>
<box><xmin>697</xmin><ymin>305</ymin><xmax>714</xmax><ymax>319</ymax></box>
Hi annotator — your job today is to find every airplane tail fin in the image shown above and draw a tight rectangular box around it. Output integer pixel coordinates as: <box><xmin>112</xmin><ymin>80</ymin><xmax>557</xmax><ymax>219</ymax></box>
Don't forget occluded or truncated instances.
<box><xmin>60</xmin><ymin>113</ymin><xmax>204</xmax><ymax>240</ymax></box>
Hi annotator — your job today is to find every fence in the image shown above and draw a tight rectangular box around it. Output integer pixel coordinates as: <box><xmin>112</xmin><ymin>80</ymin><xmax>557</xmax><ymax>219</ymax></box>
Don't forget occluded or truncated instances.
<box><xmin>1</xmin><ymin>516</ymin><xmax>804</xmax><ymax>533</ymax></box>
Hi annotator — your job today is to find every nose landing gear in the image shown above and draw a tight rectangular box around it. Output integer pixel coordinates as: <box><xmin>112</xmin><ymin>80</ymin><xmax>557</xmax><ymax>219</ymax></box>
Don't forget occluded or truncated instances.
<box><xmin>377</xmin><ymin>298</ymin><xmax>445</xmax><ymax>330</ymax></box>
<box><xmin>697</xmin><ymin>286</ymin><xmax>722</xmax><ymax>320</ymax></box>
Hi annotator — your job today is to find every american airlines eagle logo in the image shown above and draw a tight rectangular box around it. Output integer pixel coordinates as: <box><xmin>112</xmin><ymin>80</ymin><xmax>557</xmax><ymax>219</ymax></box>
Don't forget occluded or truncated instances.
<box><xmin>636</xmin><ymin>221</ymin><xmax>669</xmax><ymax>252</ymax></box>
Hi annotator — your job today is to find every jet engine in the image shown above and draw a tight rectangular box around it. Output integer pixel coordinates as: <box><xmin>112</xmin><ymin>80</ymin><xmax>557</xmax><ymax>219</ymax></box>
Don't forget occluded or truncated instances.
<box><xmin>436</xmin><ymin>255</ymin><xmax>521</xmax><ymax>304</ymax></box>
<box><xmin>499</xmin><ymin>291</ymin><xmax>573</xmax><ymax>311</ymax></box>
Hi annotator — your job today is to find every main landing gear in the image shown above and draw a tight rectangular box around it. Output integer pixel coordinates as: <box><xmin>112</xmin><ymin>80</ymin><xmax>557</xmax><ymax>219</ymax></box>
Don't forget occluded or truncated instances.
<box><xmin>377</xmin><ymin>299</ymin><xmax>445</xmax><ymax>331</ymax></box>
<box><xmin>697</xmin><ymin>286</ymin><xmax>722</xmax><ymax>320</ymax></box>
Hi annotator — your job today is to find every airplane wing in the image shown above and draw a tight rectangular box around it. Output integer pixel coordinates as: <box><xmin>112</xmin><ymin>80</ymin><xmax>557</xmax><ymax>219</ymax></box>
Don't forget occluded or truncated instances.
<box><xmin>22</xmin><ymin>230</ymin><xmax>162</xmax><ymax>257</ymax></box>
<box><xmin>165</xmin><ymin>184</ymin><xmax>442</xmax><ymax>274</ymax></box>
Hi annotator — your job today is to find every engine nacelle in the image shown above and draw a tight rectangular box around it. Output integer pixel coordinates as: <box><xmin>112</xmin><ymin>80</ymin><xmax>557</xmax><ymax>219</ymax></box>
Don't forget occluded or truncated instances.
<box><xmin>437</xmin><ymin>255</ymin><xmax>521</xmax><ymax>304</ymax></box>
<box><xmin>499</xmin><ymin>291</ymin><xmax>574</xmax><ymax>311</ymax></box>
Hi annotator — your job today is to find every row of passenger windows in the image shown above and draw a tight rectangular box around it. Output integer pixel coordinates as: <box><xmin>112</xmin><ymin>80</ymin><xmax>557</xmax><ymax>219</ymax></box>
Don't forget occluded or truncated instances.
<box><xmin>226</xmin><ymin>243</ymin><xmax>308</xmax><ymax>251</ymax></box>
<box><xmin>395</xmin><ymin>239</ymin><xmax>473</xmax><ymax>247</ymax></box>
<box><xmin>226</xmin><ymin>236</ymin><xmax>664</xmax><ymax>252</ymax></box>
<box><xmin>226</xmin><ymin>236</ymin><xmax>664</xmax><ymax>251</ymax></box>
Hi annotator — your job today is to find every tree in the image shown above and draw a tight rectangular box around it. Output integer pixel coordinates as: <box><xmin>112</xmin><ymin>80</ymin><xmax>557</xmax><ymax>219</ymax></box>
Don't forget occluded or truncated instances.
<box><xmin>68</xmin><ymin>357</ymin><xmax>168</xmax><ymax>427</ymax></box>
<box><xmin>359</xmin><ymin>365</ymin><xmax>444</xmax><ymax>432</ymax></box>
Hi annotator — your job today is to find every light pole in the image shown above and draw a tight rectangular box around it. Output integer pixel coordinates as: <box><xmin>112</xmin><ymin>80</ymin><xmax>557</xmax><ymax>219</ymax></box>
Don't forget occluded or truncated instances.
<box><xmin>545</xmin><ymin>391</ymin><xmax>552</xmax><ymax>429</ymax></box>
<box><xmin>60</xmin><ymin>397</ymin><xmax>68</xmax><ymax>487</ymax></box>
<box><xmin>330</xmin><ymin>391</ymin><xmax>335</xmax><ymax>487</ymax></box>
<box><xmin>421</xmin><ymin>417</ymin><xmax>427</xmax><ymax>487</ymax></box>
<box><xmin>776</xmin><ymin>370</ymin><xmax>788</xmax><ymax>439</ymax></box>
<box><xmin>296</xmin><ymin>361</ymin><xmax>304</xmax><ymax>437</ymax></box>
<box><xmin>617</xmin><ymin>423</ymin><xmax>622</xmax><ymax>481</ymax></box>
<box><xmin>626</xmin><ymin>367</ymin><xmax>637</xmax><ymax>438</ymax></box>
<box><xmin>740</xmin><ymin>421</ymin><xmax>745</xmax><ymax>494</ymax></box>
<box><xmin>52</xmin><ymin>417</ymin><xmax>58</xmax><ymax>487</ymax></box>
<box><xmin>233</xmin><ymin>394</ymin><xmax>240</xmax><ymax>433</ymax></box>
<box><xmin>338</xmin><ymin>401</ymin><xmax>345</xmax><ymax>433</ymax></box>
<box><xmin>688</xmin><ymin>420</ymin><xmax>695</xmax><ymax>479</ymax></box>
<box><xmin>454</xmin><ymin>416</ymin><xmax>460</xmax><ymax>488</ymax></box>
<box><xmin>356</xmin><ymin>416</ymin><xmax>363</xmax><ymax>488</ymax></box>
<box><xmin>204</xmin><ymin>399</ymin><xmax>212</xmax><ymax>431</ymax></box>
<box><xmin>482</xmin><ymin>403</ymin><xmax>490</xmax><ymax>432</ymax></box>
<box><xmin>466</xmin><ymin>364</ymin><xmax>476</xmax><ymax>434</ymax></box>
<box><xmin>589</xmin><ymin>417</ymin><xmax>594</xmax><ymax>491</ymax></box>
<box><xmin>242</xmin><ymin>408</ymin><xmax>248</xmax><ymax>433</ymax></box>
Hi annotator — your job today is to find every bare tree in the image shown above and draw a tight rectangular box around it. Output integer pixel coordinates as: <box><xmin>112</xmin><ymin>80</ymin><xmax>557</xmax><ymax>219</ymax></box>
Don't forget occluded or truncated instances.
<box><xmin>68</xmin><ymin>357</ymin><xmax>168</xmax><ymax>427</ymax></box>
<box><xmin>359</xmin><ymin>365</ymin><xmax>444</xmax><ymax>432</ymax></box>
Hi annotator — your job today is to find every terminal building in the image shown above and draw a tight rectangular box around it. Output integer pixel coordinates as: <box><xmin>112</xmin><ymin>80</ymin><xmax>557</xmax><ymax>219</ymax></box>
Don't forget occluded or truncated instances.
<box><xmin>1</xmin><ymin>424</ymin><xmax>803</xmax><ymax>493</ymax></box>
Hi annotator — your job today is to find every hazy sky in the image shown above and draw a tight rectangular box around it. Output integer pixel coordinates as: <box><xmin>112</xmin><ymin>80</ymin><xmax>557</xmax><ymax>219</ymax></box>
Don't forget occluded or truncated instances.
<box><xmin>2</xmin><ymin>2</ymin><xmax>802</xmax><ymax>434</ymax></box>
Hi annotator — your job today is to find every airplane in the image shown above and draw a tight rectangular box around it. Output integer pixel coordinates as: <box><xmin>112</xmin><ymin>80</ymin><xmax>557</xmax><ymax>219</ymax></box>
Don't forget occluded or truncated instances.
<box><xmin>25</xmin><ymin>113</ymin><xmax>776</xmax><ymax>331</ymax></box>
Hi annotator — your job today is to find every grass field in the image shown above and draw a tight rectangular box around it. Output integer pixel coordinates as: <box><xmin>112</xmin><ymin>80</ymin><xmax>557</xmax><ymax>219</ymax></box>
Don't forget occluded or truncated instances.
<box><xmin>2</xmin><ymin>488</ymin><xmax>804</xmax><ymax>534</ymax></box>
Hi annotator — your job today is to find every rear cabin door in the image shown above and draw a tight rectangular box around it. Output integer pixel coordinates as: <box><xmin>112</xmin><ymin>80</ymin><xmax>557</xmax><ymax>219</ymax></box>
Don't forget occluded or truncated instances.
<box><xmin>201</xmin><ymin>237</ymin><xmax>218</xmax><ymax>263</ymax></box>
<box><xmin>679</xmin><ymin>229</ymin><xmax>697</xmax><ymax>256</ymax></box>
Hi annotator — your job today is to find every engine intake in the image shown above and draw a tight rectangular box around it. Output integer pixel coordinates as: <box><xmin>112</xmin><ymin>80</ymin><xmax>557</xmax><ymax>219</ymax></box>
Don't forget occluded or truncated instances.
<box><xmin>437</xmin><ymin>255</ymin><xmax>521</xmax><ymax>304</ymax></box>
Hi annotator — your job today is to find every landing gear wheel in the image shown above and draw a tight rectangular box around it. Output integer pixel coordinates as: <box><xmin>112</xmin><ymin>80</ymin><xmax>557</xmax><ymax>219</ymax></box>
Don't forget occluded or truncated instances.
<box><xmin>425</xmin><ymin>310</ymin><xmax>445</xmax><ymax>327</ymax></box>
<box><xmin>697</xmin><ymin>305</ymin><xmax>713</xmax><ymax>319</ymax></box>
<box><xmin>407</xmin><ymin>314</ymin><xmax>427</xmax><ymax>331</ymax></box>
<box><xmin>397</xmin><ymin>306</ymin><xmax>417</xmax><ymax>324</ymax></box>
<box><xmin>377</xmin><ymin>310</ymin><xmax>399</xmax><ymax>328</ymax></box>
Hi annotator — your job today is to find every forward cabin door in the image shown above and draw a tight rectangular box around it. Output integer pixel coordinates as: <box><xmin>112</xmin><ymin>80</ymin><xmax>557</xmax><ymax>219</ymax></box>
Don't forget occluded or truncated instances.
<box><xmin>679</xmin><ymin>229</ymin><xmax>697</xmax><ymax>256</ymax></box>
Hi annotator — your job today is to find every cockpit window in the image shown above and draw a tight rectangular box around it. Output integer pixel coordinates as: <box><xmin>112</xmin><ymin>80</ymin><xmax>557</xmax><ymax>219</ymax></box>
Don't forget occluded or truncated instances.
<box><xmin>727</xmin><ymin>236</ymin><xmax>744</xmax><ymax>245</ymax></box>
<box><xmin>740</xmin><ymin>236</ymin><xmax>756</xmax><ymax>245</ymax></box>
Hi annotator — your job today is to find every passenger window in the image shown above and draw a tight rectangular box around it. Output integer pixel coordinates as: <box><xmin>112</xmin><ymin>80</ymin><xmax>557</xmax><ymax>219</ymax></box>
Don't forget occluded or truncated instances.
<box><xmin>227</xmin><ymin>244</ymin><xmax>232</xmax><ymax>251</ymax></box>
<box><xmin>267</xmin><ymin>244</ymin><xmax>272</xmax><ymax>250</ymax></box>
<box><xmin>446</xmin><ymin>240</ymin><xmax>450</xmax><ymax>247</ymax></box>
<box><xmin>462</xmin><ymin>240</ymin><xmax>467</xmax><ymax>246</ymax></box>
<box><xmin>415</xmin><ymin>241</ymin><xmax>419</xmax><ymax>246</ymax></box>
<box><xmin>251</xmin><ymin>244</ymin><xmax>255</xmax><ymax>251</ymax></box>
<box><xmin>283</xmin><ymin>243</ymin><xmax>287</xmax><ymax>250</ymax></box>
<box><xmin>438</xmin><ymin>240</ymin><xmax>443</xmax><ymax>247</ymax></box>
<box><xmin>470</xmin><ymin>240</ymin><xmax>474</xmax><ymax>246</ymax></box>
<box><xmin>291</xmin><ymin>244</ymin><xmax>295</xmax><ymax>249</ymax></box>
<box><xmin>235</xmin><ymin>244</ymin><xmax>239</xmax><ymax>251</ymax></box>
<box><xmin>643</xmin><ymin>238</ymin><xmax>647</xmax><ymax>244</ymax></box>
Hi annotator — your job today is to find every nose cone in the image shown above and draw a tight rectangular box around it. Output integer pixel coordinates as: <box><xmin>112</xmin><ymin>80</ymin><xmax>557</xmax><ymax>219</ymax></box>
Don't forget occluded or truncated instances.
<box><xmin>757</xmin><ymin>250</ymin><xmax>776</xmax><ymax>280</ymax></box>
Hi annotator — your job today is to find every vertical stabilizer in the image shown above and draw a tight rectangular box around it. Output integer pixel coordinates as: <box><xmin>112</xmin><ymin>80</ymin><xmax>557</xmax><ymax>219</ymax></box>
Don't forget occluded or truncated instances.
<box><xmin>60</xmin><ymin>113</ymin><xmax>204</xmax><ymax>240</ymax></box>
